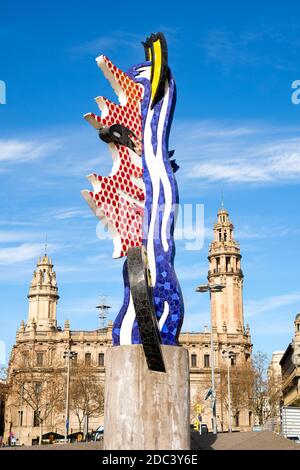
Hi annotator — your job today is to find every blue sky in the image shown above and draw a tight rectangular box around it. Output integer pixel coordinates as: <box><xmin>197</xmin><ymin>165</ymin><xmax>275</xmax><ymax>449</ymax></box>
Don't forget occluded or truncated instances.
<box><xmin>1</xmin><ymin>0</ymin><xmax>300</xmax><ymax>364</ymax></box>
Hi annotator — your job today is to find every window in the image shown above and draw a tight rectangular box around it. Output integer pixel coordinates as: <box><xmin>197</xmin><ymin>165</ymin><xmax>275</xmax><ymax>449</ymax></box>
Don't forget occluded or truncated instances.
<box><xmin>216</xmin><ymin>257</ymin><xmax>220</xmax><ymax>272</ymax></box>
<box><xmin>224</xmin><ymin>231</ymin><xmax>227</xmax><ymax>242</ymax></box>
<box><xmin>35</xmin><ymin>382</ymin><xmax>42</xmax><ymax>395</ymax></box>
<box><xmin>36</xmin><ymin>352</ymin><xmax>43</xmax><ymax>366</ymax></box>
<box><xmin>98</xmin><ymin>353</ymin><xmax>105</xmax><ymax>367</ymax></box>
<box><xmin>230</xmin><ymin>355</ymin><xmax>236</xmax><ymax>366</ymax></box>
<box><xmin>218</xmin><ymin>229</ymin><xmax>222</xmax><ymax>241</ymax></box>
<box><xmin>226</xmin><ymin>256</ymin><xmax>231</xmax><ymax>272</ymax></box>
<box><xmin>85</xmin><ymin>353</ymin><xmax>91</xmax><ymax>366</ymax></box>
<box><xmin>249</xmin><ymin>411</ymin><xmax>252</xmax><ymax>426</ymax></box>
<box><xmin>22</xmin><ymin>351</ymin><xmax>29</xmax><ymax>366</ymax></box>
<box><xmin>19</xmin><ymin>383</ymin><xmax>25</xmax><ymax>398</ymax></box>
<box><xmin>33</xmin><ymin>410</ymin><xmax>40</xmax><ymax>427</ymax></box>
<box><xmin>18</xmin><ymin>410</ymin><xmax>23</xmax><ymax>427</ymax></box>
<box><xmin>298</xmin><ymin>323</ymin><xmax>300</xmax><ymax>332</ymax></box>
<box><xmin>235</xmin><ymin>411</ymin><xmax>240</xmax><ymax>427</ymax></box>
<box><xmin>191</xmin><ymin>354</ymin><xmax>197</xmax><ymax>367</ymax></box>
<box><xmin>204</xmin><ymin>354</ymin><xmax>210</xmax><ymax>368</ymax></box>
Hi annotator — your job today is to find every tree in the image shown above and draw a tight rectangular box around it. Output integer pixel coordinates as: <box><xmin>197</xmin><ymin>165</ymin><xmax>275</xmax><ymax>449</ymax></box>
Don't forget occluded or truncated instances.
<box><xmin>0</xmin><ymin>367</ymin><xmax>8</xmax><ymax>437</ymax></box>
<box><xmin>0</xmin><ymin>367</ymin><xmax>8</xmax><ymax>401</ymax></box>
<box><xmin>251</xmin><ymin>351</ymin><xmax>269</xmax><ymax>425</ymax></box>
<box><xmin>191</xmin><ymin>363</ymin><xmax>255</xmax><ymax>431</ymax></box>
<box><xmin>69</xmin><ymin>362</ymin><xmax>104</xmax><ymax>435</ymax></box>
<box><xmin>190</xmin><ymin>371</ymin><xmax>212</xmax><ymax>423</ymax></box>
<box><xmin>220</xmin><ymin>363</ymin><xmax>255</xmax><ymax>427</ymax></box>
<box><xmin>7</xmin><ymin>348</ymin><xmax>65</xmax><ymax>444</ymax></box>
<box><xmin>264</xmin><ymin>358</ymin><xmax>283</xmax><ymax>432</ymax></box>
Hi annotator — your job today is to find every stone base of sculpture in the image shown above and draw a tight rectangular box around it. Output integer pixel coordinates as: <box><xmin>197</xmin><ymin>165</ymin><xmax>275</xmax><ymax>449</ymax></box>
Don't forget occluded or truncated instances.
<box><xmin>103</xmin><ymin>344</ymin><xmax>190</xmax><ymax>450</ymax></box>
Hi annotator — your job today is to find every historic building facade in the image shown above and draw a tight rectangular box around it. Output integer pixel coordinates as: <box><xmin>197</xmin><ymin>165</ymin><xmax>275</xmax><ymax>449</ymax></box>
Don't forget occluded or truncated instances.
<box><xmin>0</xmin><ymin>380</ymin><xmax>6</xmax><ymax>439</ymax></box>
<box><xmin>280</xmin><ymin>314</ymin><xmax>300</xmax><ymax>407</ymax></box>
<box><xmin>5</xmin><ymin>255</ymin><xmax>110</xmax><ymax>445</ymax></box>
<box><xmin>181</xmin><ymin>206</ymin><xmax>252</xmax><ymax>431</ymax></box>
<box><xmin>5</xmin><ymin>207</ymin><xmax>252</xmax><ymax>445</ymax></box>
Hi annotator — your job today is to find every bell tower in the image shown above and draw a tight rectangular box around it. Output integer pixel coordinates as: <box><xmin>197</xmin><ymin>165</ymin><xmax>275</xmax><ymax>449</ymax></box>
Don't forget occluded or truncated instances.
<box><xmin>208</xmin><ymin>206</ymin><xmax>244</xmax><ymax>334</ymax></box>
<box><xmin>26</xmin><ymin>254</ymin><xmax>59</xmax><ymax>331</ymax></box>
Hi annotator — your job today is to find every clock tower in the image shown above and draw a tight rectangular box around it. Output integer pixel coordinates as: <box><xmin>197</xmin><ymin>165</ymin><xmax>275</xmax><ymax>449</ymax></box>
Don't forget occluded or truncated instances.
<box><xmin>26</xmin><ymin>254</ymin><xmax>59</xmax><ymax>331</ymax></box>
<box><xmin>208</xmin><ymin>205</ymin><xmax>244</xmax><ymax>334</ymax></box>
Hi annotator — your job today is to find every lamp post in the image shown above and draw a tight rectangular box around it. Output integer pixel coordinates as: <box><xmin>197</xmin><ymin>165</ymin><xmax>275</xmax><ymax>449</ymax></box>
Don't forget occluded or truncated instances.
<box><xmin>222</xmin><ymin>349</ymin><xmax>235</xmax><ymax>432</ymax></box>
<box><xmin>195</xmin><ymin>283</ymin><xmax>225</xmax><ymax>435</ymax></box>
<box><xmin>96</xmin><ymin>295</ymin><xmax>111</xmax><ymax>329</ymax></box>
<box><xmin>63</xmin><ymin>349</ymin><xmax>77</xmax><ymax>443</ymax></box>
<box><xmin>18</xmin><ymin>383</ymin><xmax>24</xmax><ymax>444</ymax></box>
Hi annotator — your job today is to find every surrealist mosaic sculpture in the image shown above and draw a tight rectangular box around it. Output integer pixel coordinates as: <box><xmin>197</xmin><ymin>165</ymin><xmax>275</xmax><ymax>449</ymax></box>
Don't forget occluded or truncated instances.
<box><xmin>82</xmin><ymin>33</ymin><xmax>184</xmax><ymax>373</ymax></box>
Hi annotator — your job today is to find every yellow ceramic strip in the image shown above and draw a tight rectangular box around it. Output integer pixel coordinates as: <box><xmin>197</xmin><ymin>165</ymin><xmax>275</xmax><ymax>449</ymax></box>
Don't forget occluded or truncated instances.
<box><xmin>151</xmin><ymin>39</ymin><xmax>162</xmax><ymax>102</ymax></box>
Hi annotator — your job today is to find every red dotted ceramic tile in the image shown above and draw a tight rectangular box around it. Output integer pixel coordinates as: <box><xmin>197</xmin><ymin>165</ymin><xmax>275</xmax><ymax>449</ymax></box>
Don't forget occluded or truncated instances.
<box><xmin>82</xmin><ymin>56</ymin><xmax>144</xmax><ymax>258</ymax></box>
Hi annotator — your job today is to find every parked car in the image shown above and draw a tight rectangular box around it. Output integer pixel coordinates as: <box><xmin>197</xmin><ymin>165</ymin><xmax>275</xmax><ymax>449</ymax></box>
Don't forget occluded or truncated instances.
<box><xmin>200</xmin><ymin>424</ymin><xmax>209</xmax><ymax>434</ymax></box>
<box><xmin>90</xmin><ymin>426</ymin><xmax>104</xmax><ymax>441</ymax></box>
<box><xmin>287</xmin><ymin>435</ymin><xmax>300</xmax><ymax>444</ymax></box>
<box><xmin>190</xmin><ymin>422</ymin><xmax>209</xmax><ymax>433</ymax></box>
<box><xmin>67</xmin><ymin>431</ymin><xmax>84</xmax><ymax>443</ymax></box>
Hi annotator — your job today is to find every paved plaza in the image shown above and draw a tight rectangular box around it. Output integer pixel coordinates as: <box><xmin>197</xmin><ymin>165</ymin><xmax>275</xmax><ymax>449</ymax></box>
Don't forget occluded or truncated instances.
<box><xmin>191</xmin><ymin>431</ymin><xmax>300</xmax><ymax>450</ymax></box>
<box><xmin>1</xmin><ymin>431</ymin><xmax>300</xmax><ymax>451</ymax></box>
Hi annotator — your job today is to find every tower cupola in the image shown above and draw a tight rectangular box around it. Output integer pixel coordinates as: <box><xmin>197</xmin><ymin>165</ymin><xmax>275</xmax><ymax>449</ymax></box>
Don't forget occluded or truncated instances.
<box><xmin>208</xmin><ymin>207</ymin><xmax>244</xmax><ymax>334</ymax></box>
<box><xmin>26</xmin><ymin>254</ymin><xmax>59</xmax><ymax>331</ymax></box>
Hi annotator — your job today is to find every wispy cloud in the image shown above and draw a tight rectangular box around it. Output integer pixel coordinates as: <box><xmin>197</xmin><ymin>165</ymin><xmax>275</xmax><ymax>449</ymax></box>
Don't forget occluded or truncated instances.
<box><xmin>0</xmin><ymin>243</ymin><xmax>58</xmax><ymax>265</ymax></box>
<box><xmin>72</xmin><ymin>31</ymin><xmax>142</xmax><ymax>56</ymax></box>
<box><xmin>0</xmin><ymin>231</ymin><xmax>42</xmax><ymax>243</ymax></box>
<box><xmin>0</xmin><ymin>139</ymin><xmax>60</xmax><ymax>166</ymax></box>
<box><xmin>52</xmin><ymin>208</ymin><xmax>92</xmax><ymax>220</ymax></box>
<box><xmin>0</xmin><ymin>220</ymin><xmax>39</xmax><ymax>227</ymax></box>
<box><xmin>244</xmin><ymin>291</ymin><xmax>300</xmax><ymax>317</ymax></box>
<box><xmin>199</xmin><ymin>29</ymin><xmax>253</xmax><ymax>68</ymax></box>
<box><xmin>235</xmin><ymin>224</ymin><xmax>291</xmax><ymax>240</ymax></box>
<box><xmin>71</xmin><ymin>28</ymin><xmax>182</xmax><ymax>57</ymax></box>
<box><xmin>198</xmin><ymin>27</ymin><xmax>298</xmax><ymax>71</ymax></box>
<box><xmin>5</xmin><ymin>120</ymin><xmax>300</xmax><ymax>186</ymax></box>
<box><xmin>172</xmin><ymin>121</ymin><xmax>300</xmax><ymax>184</ymax></box>
<box><xmin>186</xmin><ymin>140</ymin><xmax>300</xmax><ymax>183</ymax></box>
<box><xmin>176</xmin><ymin>263</ymin><xmax>207</xmax><ymax>281</ymax></box>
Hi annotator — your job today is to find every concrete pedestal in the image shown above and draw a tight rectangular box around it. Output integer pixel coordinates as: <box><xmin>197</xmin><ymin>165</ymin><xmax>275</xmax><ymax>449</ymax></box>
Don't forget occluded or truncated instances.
<box><xmin>103</xmin><ymin>344</ymin><xmax>190</xmax><ymax>450</ymax></box>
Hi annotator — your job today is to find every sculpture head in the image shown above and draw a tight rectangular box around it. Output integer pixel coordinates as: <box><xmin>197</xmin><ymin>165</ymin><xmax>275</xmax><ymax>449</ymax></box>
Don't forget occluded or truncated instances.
<box><xmin>82</xmin><ymin>33</ymin><xmax>177</xmax><ymax>259</ymax></box>
<box><xmin>82</xmin><ymin>33</ymin><xmax>183</xmax><ymax>348</ymax></box>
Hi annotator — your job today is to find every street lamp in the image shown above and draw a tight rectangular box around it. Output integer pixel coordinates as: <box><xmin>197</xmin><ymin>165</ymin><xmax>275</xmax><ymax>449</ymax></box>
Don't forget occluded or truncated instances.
<box><xmin>18</xmin><ymin>383</ymin><xmax>24</xmax><ymax>444</ymax></box>
<box><xmin>195</xmin><ymin>283</ymin><xmax>225</xmax><ymax>435</ymax></box>
<box><xmin>63</xmin><ymin>349</ymin><xmax>77</xmax><ymax>443</ymax></box>
<box><xmin>222</xmin><ymin>349</ymin><xmax>235</xmax><ymax>432</ymax></box>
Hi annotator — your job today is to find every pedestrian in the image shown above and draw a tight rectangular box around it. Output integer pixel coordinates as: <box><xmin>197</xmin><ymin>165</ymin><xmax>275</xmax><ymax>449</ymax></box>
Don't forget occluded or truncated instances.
<box><xmin>10</xmin><ymin>433</ymin><xmax>16</xmax><ymax>446</ymax></box>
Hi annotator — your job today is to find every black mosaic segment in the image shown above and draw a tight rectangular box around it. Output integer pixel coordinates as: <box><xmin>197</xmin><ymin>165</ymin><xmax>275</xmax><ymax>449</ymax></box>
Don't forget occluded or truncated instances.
<box><xmin>127</xmin><ymin>246</ymin><xmax>166</xmax><ymax>373</ymax></box>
